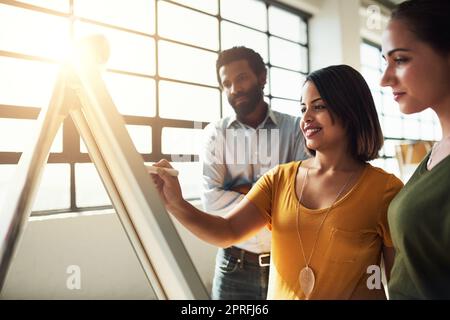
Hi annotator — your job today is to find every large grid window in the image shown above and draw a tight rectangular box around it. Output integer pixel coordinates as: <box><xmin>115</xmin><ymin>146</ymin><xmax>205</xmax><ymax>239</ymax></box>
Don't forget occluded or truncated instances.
<box><xmin>0</xmin><ymin>0</ymin><xmax>310</xmax><ymax>215</ymax></box>
<box><xmin>360</xmin><ymin>40</ymin><xmax>441</xmax><ymax>178</ymax></box>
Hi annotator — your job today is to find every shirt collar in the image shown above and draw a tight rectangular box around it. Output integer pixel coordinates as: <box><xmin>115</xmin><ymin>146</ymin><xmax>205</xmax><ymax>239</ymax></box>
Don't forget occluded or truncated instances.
<box><xmin>226</xmin><ymin>103</ymin><xmax>279</xmax><ymax>129</ymax></box>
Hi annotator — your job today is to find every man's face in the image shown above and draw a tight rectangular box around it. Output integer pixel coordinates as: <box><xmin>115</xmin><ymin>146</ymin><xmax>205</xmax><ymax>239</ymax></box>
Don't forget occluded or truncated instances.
<box><xmin>219</xmin><ymin>60</ymin><xmax>266</xmax><ymax>118</ymax></box>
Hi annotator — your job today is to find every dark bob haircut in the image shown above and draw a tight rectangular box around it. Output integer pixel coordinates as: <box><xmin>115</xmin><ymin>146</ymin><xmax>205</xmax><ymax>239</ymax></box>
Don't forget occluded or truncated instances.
<box><xmin>216</xmin><ymin>46</ymin><xmax>266</xmax><ymax>87</ymax></box>
<box><xmin>304</xmin><ymin>65</ymin><xmax>383</xmax><ymax>162</ymax></box>
<box><xmin>391</xmin><ymin>0</ymin><xmax>450</xmax><ymax>56</ymax></box>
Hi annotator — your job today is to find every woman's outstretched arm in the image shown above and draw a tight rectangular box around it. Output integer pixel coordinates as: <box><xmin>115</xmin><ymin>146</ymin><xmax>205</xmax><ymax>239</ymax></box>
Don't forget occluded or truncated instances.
<box><xmin>150</xmin><ymin>159</ymin><xmax>268</xmax><ymax>248</ymax></box>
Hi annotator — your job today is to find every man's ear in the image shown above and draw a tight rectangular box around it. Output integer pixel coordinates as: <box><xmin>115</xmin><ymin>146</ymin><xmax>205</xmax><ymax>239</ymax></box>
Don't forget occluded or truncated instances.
<box><xmin>258</xmin><ymin>70</ymin><xmax>267</xmax><ymax>88</ymax></box>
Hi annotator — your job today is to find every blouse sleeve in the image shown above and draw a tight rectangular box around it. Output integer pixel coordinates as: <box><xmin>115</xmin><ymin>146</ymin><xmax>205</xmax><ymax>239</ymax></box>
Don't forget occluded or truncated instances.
<box><xmin>377</xmin><ymin>174</ymin><xmax>404</xmax><ymax>247</ymax></box>
<box><xmin>245</xmin><ymin>165</ymin><xmax>279</xmax><ymax>229</ymax></box>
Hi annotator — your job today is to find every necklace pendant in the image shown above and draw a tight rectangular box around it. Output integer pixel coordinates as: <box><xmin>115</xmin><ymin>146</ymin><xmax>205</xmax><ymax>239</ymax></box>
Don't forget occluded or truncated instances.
<box><xmin>299</xmin><ymin>266</ymin><xmax>315</xmax><ymax>299</ymax></box>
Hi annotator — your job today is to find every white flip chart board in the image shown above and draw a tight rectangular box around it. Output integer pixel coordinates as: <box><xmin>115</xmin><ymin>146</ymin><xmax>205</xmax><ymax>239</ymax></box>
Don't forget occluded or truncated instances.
<box><xmin>0</xmin><ymin>36</ymin><xmax>208</xmax><ymax>299</ymax></box>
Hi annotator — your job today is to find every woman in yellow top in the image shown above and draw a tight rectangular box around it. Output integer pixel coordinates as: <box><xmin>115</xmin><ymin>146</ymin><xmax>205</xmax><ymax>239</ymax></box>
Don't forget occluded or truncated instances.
<box><xmin>151</xmin><ymin>64</ymin><xmax>403</xmax><ymax>300</ymax></box>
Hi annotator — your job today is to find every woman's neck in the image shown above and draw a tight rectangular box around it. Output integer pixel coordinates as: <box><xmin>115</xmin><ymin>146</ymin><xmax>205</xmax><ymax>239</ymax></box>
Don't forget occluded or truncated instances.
<box><xmin>433</xmin><ymin>96</ymin><xmax>450</xmax><ymax>140</ymax></box>
<box><xmin>308</xmin><ymin>150</ymin><xmax>364</xmax><ymax>173</ymax></box>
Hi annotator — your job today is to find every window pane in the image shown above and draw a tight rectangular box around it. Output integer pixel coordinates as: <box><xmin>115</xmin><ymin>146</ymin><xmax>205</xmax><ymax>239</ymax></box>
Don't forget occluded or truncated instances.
<box><xmin>171</xmin><ymin>162</ymin><xmax>202</xmax><ymax>199</ymax></box>
<box><xmin>170</xmin><ymin>0</ymin><xmax>218</xmax><ymax>14</ymax></box>
<box><xmin>15</xmin><ymin>0</ymin><xmax>70</xmax><ymax>12</ymax></box>
<box><xmin>221</xmin><ymin>21</ymin><xmax>268</xmax><ymax>63</ymax></box>
<box><xmin>158</xmin><ymin>1</ymin><xmax>218</xmax><ymax>50</ymax></box>
<box><xmin>0</xmin><ymin>1</ymin><xmax>311</xmax><ymax>211</ymax></box>
<box><xmin>159</xmin><ymin>81</ymin><xmax>220</xmax><ymax>122</ymax></box>
<box><xmin>408</xmin><ymin>113</ymin><xmax>421</xmax><ymax>121</ymax></box>
<box><xmin>74</xmin><ymin>0</ymin><xmax>155</xmax><ymax>34</ymax></box>
<box><xmin>75</xmin><ymin>163</ymin><xmax>111</xmax><ymax>207</ymax></box>
<box><xmin>0</xmin><ymin>165</ymin><xmax>17</xmax><ymax>209</ymax></box>
<box><xmin>33</xmin><ymin>163</ymin><xmax>70</xmax><ymax>211</ymax></box>
<box><xmin>419</xmin><ymin>108</ymin><xmax>437</xmax><ymax>122</ymax></box>
<box><xmin>434</xmin><ymin>124</ymin><xmax>442</xmax><ymax>140</ymax></box>
<box><xmin>383</xmin><ymin>139</ymin><xmax>397</xmax><ymax>158</ymax></box>
<box><xmin>431</xmin><ymin>112</ymin><xmax>440</xmax><ymax>125</ymax></box>
<box><xmin>0</xmin><ymin>57</ymin><xmax>58</xmax><ymax>107</ymax></box>
<box><xmin>74</xmin><ymin>21</ymin><xmax>155</xmax><ymax>75</ymax></box>
<box><xmin>378</xmin><ymin>114</ymin><xmax>385</xmax><ymax>134</ymax></box>
<box><xmin>371</xmin><ymin>90</ymin><xmax>383</xmax><ymax>114</ymax></box>
<box><xmin>383</xmin><ymin>116</ymin><xmax>403</xmax><ymax>138</ymax></box>
<box><xmin>360</xmin><ymin>42</ymin><xmax>381</xmax><ymax>69</ymax></box>
<box><xmin>264</xmin><ymin>70</ymin><xmax>271</xmax><ymax>96</ymax></box>
<box><xmin>269</xmin><ymin>6</ymin><xmax>306</xmax><ymax>44</ymax></box>
<box><xmin>269</xmin><ymin>37</ymin><xmax>307</xmax><ymax>72</ymax></box>
<box><xmin>144</xmin><ymin>161</ymin><xmax>202</xmax><ymax>200</ymax></box>
<box><xmin>0</xmin><ymin>118</ymin><xmax>62</xmax><ymax>152</ymax></box>
<box><xmin>420</xmin><ymin>122</ymin><xmax>435</xmax><ymax>140</ymax></box>
<box><xmin>80</xmin><ymin>125</ymin><xmax>151</xmax><ymax>154</ymax></box>
<box><xmin>221</xmin><ymin>0</ymin><xmax>267</xmax><ymax>31</ymax></box>
<box><xmin>384</xmin><ymin>158</ymin><xmax>400</xmax><ymax>177</ymax></box>
<box><xmin>127</xmin><ymin>125</ymin><xmax>152</xmax><ymax>154</ymax></box>
<box><xmin>270</xmin><ymin>67</ymin><xmax>305</xmax><ymax>100</ymax></box>
<box><xmin>382</xmin><ymin>92</ymin><xmax>402</xmax><ymax>117</ymax></box>
<box><xmin>103</xmin><ymin>72</ymin><xmax>156</xmax><ymax>117</ymax></box>
<box><xmin>0</xmin><ymin>4</ymin><xmax>70</xmax><ymax>60</ymax></box>
<box><xmin>403</xmin><ymin>119</ymin><xmax>421</xmax><ymax>140</ymax></box>
<box><xmin>221</xmin><ymin>93</ymin><xmax>234</xmax><ymax>118</ymax></box>
<box><xmin>381</xmin><ymin>86</ymin><xmax>391</xmax><ymax>96</ymax></box>
<box><xmin>270</xmin><ymin>98</ymin><xmax>300</xmax><ymax>117</ymax></box>
<box><xmin>361</xmin><ymin>66</ymin><xmax>380</xmax><ymax>91</ymax></box>
<box><xmin>370</xmin><ymin>158</ymin><xmax>384</xmax><ymax>170</ymax></box>
<box><xmin>162</xmin><ymin>127</ymin><xmax>203</xmax><ymax>155</ymax></box>
<box><xmin>371</xmin><ymin>158</ymin><xmax>400</xmax><ymax>178</ymax></box>
<box><xmin>158</xmin><ymin>41</ymin><xmax>217</xmax><ymax>86</ymax></box>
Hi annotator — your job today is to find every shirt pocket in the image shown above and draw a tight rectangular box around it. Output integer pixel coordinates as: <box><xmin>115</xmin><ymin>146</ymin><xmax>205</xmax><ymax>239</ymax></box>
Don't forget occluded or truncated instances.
<box><xmin>324</xmin><ymin>227</ymin><xmax>374</xmax><ymax>263</ymax></box>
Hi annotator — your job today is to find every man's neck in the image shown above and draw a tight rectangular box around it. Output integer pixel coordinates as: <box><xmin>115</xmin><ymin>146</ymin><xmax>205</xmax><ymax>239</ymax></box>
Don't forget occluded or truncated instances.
<box><xmin>237</xmin><ymin>101</ymin><xmax>268</xmax><ymax>129</ymax></box>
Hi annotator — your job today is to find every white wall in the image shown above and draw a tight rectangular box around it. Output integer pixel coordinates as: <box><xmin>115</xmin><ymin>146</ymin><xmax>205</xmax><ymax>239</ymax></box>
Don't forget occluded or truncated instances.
<box><xmin>308</xmin><ymin>0</ymin><xmax>361</xmax><ymax>71</ymax></box>
<box><xmin>1</xmin><ymin>203</ymin><xmax>217</xmax><ymax>299</ymax></box>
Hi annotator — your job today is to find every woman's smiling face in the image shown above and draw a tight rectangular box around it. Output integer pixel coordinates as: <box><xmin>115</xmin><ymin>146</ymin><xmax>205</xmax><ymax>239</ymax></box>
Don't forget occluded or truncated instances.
<box><xmin>300</xmin><ymin>81</ymin><xmax>348</xmax><ymax>154</ymax></box>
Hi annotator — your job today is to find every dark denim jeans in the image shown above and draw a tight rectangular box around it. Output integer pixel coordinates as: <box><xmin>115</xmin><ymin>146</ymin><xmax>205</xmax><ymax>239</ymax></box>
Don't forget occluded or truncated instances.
<box><xmin>211</xmin><ymin>247</ymin><xmax>269</xmax><ymax>300</ymax></box>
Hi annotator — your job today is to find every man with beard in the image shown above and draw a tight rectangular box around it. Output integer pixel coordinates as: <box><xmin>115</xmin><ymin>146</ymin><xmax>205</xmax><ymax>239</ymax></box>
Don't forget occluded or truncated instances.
<box><xmin>201</xmin><ymin>46</ymin><xmax>307</xmax><ymax>300</ymax></box>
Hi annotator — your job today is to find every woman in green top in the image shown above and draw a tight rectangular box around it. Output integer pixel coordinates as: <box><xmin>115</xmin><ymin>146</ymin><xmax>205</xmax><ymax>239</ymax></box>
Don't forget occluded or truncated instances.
<box><xmin>380</xmin><ymin>0</ymin><xmax>450</xmax><ymax>299</ymax></box>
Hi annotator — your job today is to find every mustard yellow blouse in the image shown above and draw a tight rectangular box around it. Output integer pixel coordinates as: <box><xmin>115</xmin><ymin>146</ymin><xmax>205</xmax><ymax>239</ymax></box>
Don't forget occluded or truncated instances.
<box><xmin>246</xmin><ymin>161</ymin><xmax>403</xmax><ymax>300</ymax></box>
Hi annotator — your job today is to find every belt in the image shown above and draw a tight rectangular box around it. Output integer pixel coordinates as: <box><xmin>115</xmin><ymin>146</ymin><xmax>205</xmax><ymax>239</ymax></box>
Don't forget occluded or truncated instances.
<box><xmin>225</xmin><ymin>246</ymin><xmax>270</xmax><ymax>267</ymax></box>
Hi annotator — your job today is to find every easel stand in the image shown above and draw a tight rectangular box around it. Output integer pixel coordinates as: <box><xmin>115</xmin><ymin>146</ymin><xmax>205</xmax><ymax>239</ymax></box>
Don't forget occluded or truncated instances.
<box><xmin>0</xmin><ymin>41</ymin><xmax>208</xmax><ymax>299</ymax></box>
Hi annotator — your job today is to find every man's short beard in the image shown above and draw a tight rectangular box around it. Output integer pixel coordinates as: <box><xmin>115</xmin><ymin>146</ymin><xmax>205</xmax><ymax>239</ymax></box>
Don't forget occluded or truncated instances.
<box><xmin>229</xmin><ymin>84</ymin><xmax>264</xmax><ymax>118</ymax></box>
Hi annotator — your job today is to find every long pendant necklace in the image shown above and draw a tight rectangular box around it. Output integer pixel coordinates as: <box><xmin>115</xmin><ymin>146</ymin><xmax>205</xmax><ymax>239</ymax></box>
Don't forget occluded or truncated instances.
<box><xmin>296</xmin><ymin>167</ymin><xmax>356</xmax><ymax>299</ymax></box>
